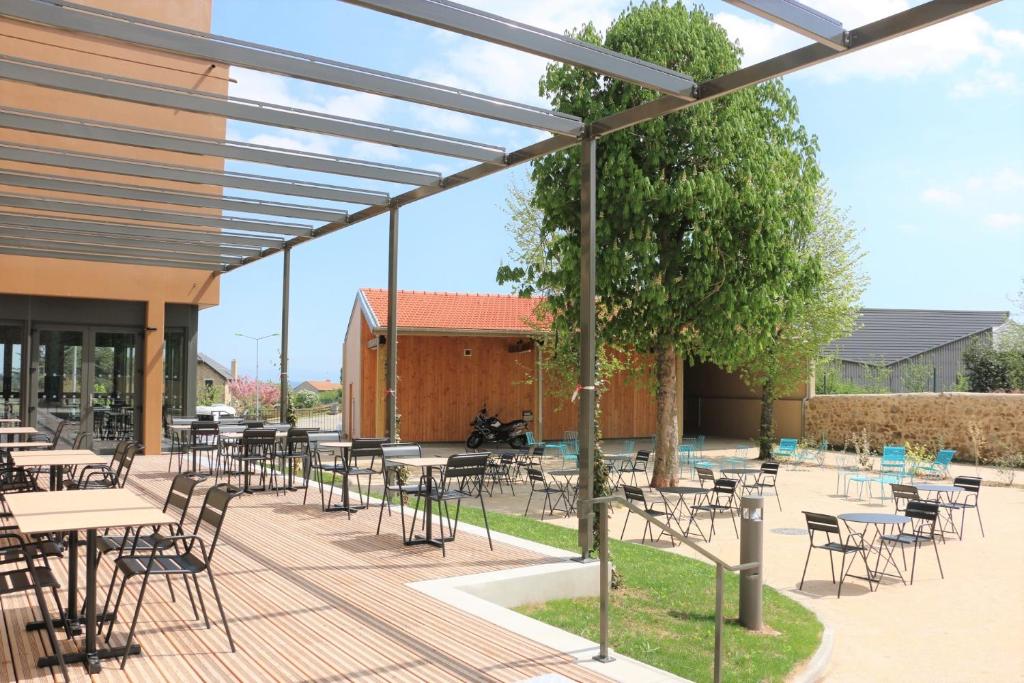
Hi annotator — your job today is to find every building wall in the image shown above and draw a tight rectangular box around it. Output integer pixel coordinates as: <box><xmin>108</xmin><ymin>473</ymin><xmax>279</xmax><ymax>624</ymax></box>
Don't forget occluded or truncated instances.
<box><xmin>806</xmin><ymin>392</ymin><xmax>1024</xmax><ymax>463</ymax></box>
<box><xmin>684</xmin><ymin>362</ymin><xmax>806</xmax><ymax>440</ymax></box>
<box><xmin>341</xmin><ymin>300</ymin><xmax>364</xmax><ymax>437</ymax></box>
<box><xmin>836</xmin><ymin>332</ymin><xmax>987</xmax><ymax>393</ymax></box>
<box><xmin>0</xmin><ymin>0</ymin><xmax>225</xmax><ymax>454</ymax></box>
<box><xmin>196</xmin><ymin>362</ymin><xmax>229</xmax><ymax>403</ymax></box>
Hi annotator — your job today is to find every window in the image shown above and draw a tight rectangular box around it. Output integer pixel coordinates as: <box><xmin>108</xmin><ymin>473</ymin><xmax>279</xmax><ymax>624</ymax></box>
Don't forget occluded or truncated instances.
<box><xmin>205</xmin><ymin>379</ymin><xmax>214</xmax><ymax>388</ymax></box>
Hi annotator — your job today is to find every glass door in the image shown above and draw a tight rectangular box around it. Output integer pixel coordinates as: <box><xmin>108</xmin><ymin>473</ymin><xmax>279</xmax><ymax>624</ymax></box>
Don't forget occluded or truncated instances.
<box><xmin>34</xmin><ymin>329</ymin><xmax>84</xmax><ymax>449</ymax></box>
<box><xmin>92</xmin><ymin>331</ymin><xmax>140</xmax><ymax>452</ymax></box>
<box><xmin>0</xmin><ymin>325</ymin><xmax>22</xmax><ymax>419</ymax></box>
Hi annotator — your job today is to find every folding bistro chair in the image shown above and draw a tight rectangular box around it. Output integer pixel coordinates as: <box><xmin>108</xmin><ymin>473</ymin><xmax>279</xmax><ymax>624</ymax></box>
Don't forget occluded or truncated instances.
<box><xmin>616</xmin><ymin>450</ymin><xmax>651</xmax><ymax>488</ymax></box>
<box><xmin>376</xmin><ymin>443</ymin><xmax>426</xmax><ymax>538</ymax></box>
<box><xmin>940</xmin><ymin>475</ymin><xmax>984</xmax><ymax>539</ymax></box>
<box><xmin>799</xmin><ymin>511</ymin><xmax>869</xmax><ymax>598</ymax></box>
<box><xmin>410</xmin><ymin>453</ymin><xmax>492</xmax><ymax>557</ymax></box>
<box><xmin>879</xmin><ymin>500</ymin><xmax>944</xmax><ymax>584</ymax></box>
<box><xmin>913</xmin><ymin>449</ymin><xmax>955</xmax><ymax>480</ymax></box>
<box><xmin>773</xmin><ymin>438</ymin><xmax>798</xmax><ymax>462</ymax></box>
<box><xmin>688</xmin><ymin>477</ymin><xmax>739</xmax><ymax>539</ymax></box>
<box><xmin>752</xmin><ymin>461</ymin><xmax>782</xmax><ymax>510</ymax></box>
<box><xmin>523</xmin><ymin>468</ymin><xmax>567</xmax><ymax>520</ymax></box>
<box><xmin>619</xmin><ymin>485</ymin><xmax>675</xmax><ymax>546</ymax></box>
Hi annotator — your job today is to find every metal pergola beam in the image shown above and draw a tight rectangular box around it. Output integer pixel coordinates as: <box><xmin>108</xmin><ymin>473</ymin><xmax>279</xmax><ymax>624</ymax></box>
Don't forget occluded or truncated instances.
<box><xmin>0</xmin><ymin>191</ymin><xmax>312</xmax><ymax>237</ymax></box>
<box><xmin>1</xmin><ymin>0</ymin><xmax>583</xmax><ymax>136</ymax></box>
<box><xmin>0</xmin><ymin>108</ymin><xmax>442</xmax><ymax>186</ymax></box>
<box><xmin>0</xmin><ymin>211</ymin><xmax>283</xmax><ymax>248</ymax></box>
<box><xmin>0</xmin><ymin>244</ymin><xmax>228</xmax><ymax>270</ymax></box>
<box><xmin>0</xmin><ymin>142</ymin><xmax>371</xmax><ymax>207</ymax></box>
<box><xmin>724</xmin><ymin>0</ymin><xmax>847</xmax><ymax>50</ymax></box>
<box><xmin>0</xmin><ymin>223</ymin><xmax>252</xmax><ymax>258</ymax></box>
<box><xmin>0</xmin><ymin>170</ymin><xmax>345</xmax><ymax>223</ymax></box>
<box><xmin>344</xmin><ymin>0</ymin><xmax>697</xmax><ymax>98</ymax></box>
<box><xmin>0</xmin><ymin>236</ymin><xmax>235</xmax><ymax>265</ymax></box>
<box><xmin>0</xmin><ymin>56</ymin><xmax>508</xmax><ymax>163</ymax></box>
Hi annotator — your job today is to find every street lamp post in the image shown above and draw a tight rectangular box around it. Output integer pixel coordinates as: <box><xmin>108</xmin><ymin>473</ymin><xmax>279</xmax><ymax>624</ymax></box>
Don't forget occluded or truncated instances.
<box><xmin>235</xmin><ymin>332</ymin><xmax>278</xmax><ymax>419</ymax></box>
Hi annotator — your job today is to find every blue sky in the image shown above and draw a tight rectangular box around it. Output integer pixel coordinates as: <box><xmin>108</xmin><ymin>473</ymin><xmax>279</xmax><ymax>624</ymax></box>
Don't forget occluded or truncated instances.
<box><xmin>200</xmin><ymin>0</ymin><xmax>1024</xmax><ymax>384</ymax></box>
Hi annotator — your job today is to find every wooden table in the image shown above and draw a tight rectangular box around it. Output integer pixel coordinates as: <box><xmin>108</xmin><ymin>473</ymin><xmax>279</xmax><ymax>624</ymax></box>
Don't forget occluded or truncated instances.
<box><xmin>5</xmin><ymin>489</ymin><xmax>171</xmax><ymax>673</ymax></box>
<box><xmin>3</xmin><ymin>440</ymin><xmax>52</xmax><ymax>450</ymax></box>
<box><xmin>11</xmin><ymin>451</ymin><xmax>108</xmax><ymax>491</ymax></box>
<box><xmin>0</xmin><ymin>425</ymin><xmax>38</xmax><ymax>443</ymax></box>
<box><xmin>386</xmin><ymin>456</ymin><xmax>450</xmax><ymax>547</ymax></box>
<box><xmin>0</xmin><ymin>417</ymin><xmax>20</xmax><ymax>424</ymax></box>
<box><xmin>319</xmin><ymin>441</ymin><xmax>359</xmax><ymax>512</ymax></box>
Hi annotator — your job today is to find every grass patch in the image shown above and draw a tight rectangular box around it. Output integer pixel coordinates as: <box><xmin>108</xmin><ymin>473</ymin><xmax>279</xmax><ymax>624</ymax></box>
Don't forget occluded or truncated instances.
<box><xmin>450</xmin><ymin>504</ymin><xmax>822</xmax><ymax>683</ymax></box>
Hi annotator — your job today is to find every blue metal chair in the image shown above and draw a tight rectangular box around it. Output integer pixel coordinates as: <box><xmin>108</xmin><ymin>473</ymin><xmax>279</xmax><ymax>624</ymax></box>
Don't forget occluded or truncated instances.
<box><xmin>914</xmin><ymin>449</ymin><xmax>955</xmax><ymax>480</ymax></box>
<box><xmin>562</xmin><ymin>431</ymin><xmax>579</xmax><ymax>466</ymax></box>
<box><xmin>773</xmin><ymin>438</ymin><xmax>799</xmax><ymax>461</ymax></box>
<box><xmin>525</xmin><ymin>431</ymin><xmax>536</xmax><ymax>446</ymax></box>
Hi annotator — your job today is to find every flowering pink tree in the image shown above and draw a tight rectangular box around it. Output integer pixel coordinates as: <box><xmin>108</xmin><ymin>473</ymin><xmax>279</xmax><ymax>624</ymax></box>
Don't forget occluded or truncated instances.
<box><xmin>227</xmin><ymin>376</ymin><xmax>280</xmax><ymax>418</ymax></box>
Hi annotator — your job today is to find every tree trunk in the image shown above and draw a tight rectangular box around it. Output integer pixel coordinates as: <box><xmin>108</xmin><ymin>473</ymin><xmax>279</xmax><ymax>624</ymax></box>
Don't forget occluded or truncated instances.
<box><xmin>758</xmin><ymin>380</ymin><xmax>775</xmax><ymax>460</ymax></box>
<box><xmin>651</xmin><ymin>343</ymin><xmax>679</xmax><ymax>487</ymax></box>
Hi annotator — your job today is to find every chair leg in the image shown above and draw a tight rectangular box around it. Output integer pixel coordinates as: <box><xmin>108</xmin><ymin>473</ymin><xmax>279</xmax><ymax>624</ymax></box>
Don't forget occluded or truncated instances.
<box><xmin>799</xmin><ymin>544</ymin><xmax>813</xmax><ymax>590</ymax></box>
<box><xmin>837</xmin><ymin>553</ymin><xmax>848</xmax><ymax>598</ymax></box>
<box><xmin>30</xmin><ymin>569</ymin><xmax>70</xmax><ymax>683</ymax></box>
<box><xmin>104</xmin><ymin>574</ymin><xmax>129</xmax><ymax>642</ymax></box>
<box><xmin>120</xmin><ymin>571</ymin><xmax>154</xmax><ymax>669</ymax></box>
<box><xmin>206</xmin><ymin>566</ymin><xmax>236</xmax><ymax>652</ymax></box>
<box><xmin>975</xmin><ymin>505</ymin><xmax>984</xmax><ymax>538</ymax></box>
<box><xmin>933</xmin><ymin>538</ymin><xmax>944</xmax><ymax>579</ymax></box>
<box><xmin>182</xmin><ymin>574</ymin><xmax>199</xmax><ymax>621</ymax></box>
<box><xmin>192</xmin><ymin>573</ymin><xmax>211</xmax><ymax>628</ymax></box>
<box><xmin>524</xmin><ymin>488</ymin><xmax>535</xmax><ymax>518</ymax></box>
<box><xmin>828</xmin><ymin>548</ymin><xmax>836</xmax><ymax>583</ymax></box>
<box><xmin>376</xmin><ymin>486</ymin><xmax>389</xmax><ymax>535</ymax></box>
<box><xmin>620</xmin><ymin>509</ymin><xmax>631</xmax><ymax>540</ymax></box>
<box><xmin>479</xmin><ymin>495</ymin><xmax>493</xmax><ymax>551</ymax></box>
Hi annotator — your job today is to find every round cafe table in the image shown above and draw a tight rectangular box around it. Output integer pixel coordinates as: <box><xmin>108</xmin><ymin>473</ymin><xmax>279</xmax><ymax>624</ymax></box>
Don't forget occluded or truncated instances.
<box><xmin>837</xmin><ymin>512</ymin><xmax>910</xmax><ymax>589</ymax></box>
<box><xmin>913</xmin><ymin>484</ymin><xmax>964</xmax><ymax>537</ymax></box>
<box><xmin>656</xmin><ymin>486</ymin><xmax>709</xmax><ymax>541</ymax></box>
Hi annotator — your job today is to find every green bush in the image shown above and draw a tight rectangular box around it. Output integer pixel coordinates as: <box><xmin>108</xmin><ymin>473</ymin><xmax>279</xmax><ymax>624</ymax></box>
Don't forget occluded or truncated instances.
<box><xmin>291</xmin><ymin>389</ymin><xmax>319</xmax><ymax>409</ymax></box>
<box><xmin>963</xmin><ymin>339</ymin><xmax>1023</xmax><ymax>392</ymax></box>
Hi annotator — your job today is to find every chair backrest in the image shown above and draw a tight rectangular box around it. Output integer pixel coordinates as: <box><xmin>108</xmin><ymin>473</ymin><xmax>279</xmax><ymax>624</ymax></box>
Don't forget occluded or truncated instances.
<box><xmin>891</xmin><ymin>483</ymin><xmax>919</xmax><ymax>510</ymax></box>
<box><xmin>778</xmin><ymin>438</ymin><xmax>798</xmax><ymax>453</ymax></box>
<box><xmin>351</xmin><ymin>437</ymin><xmax>386</xmax><ymax>469</ymax></box>
<box><xmin>635</xmin><ymin>450</ymin><xmax>650</xmax><ymax>465</ymax></box>
<box><xmin>882</xmin><ymin>445</ymin><xmax>906</xmax><ymax>460</ymax></box>
<box><xmin>114</xmin><ymin>442</ymin><xmax>140</xmax><ymax>487</ymax></box>
<box><xmin>905</xmin><ymin>499</ymin><xmax>939</xmax><ymax>523</ymax></box>
<box><xmin>381</xmin><ymin>442</ymin><xmax>422</xmax><ymax>463</ymax></box>
<box><xmin>881</xmin><ymin>446</ymin><xmax>906</xmax><ymax>473</ymax></box>
<box><xmin>50</xmin><ymin>420</ymin><xmax>68</xmax><ymax>449</ymax></box>
<box><xmin>803</xmin><ymin>511</ymin><xmax>840</xmax><ymax>535</ymax></box>
<box><xmin>72</xmin><ymin>431</ymin><xmax>91</xmax><ymax>450</ymax></box>
<box><xmin>953</xmin><ymin>475</ymin><xmax>982</xmax><ymax>493</ymax></box>
<box><xmin>760</xmin><ymin>461</ymin><xmax>780</xmax><ymax>475</ymax></box>
<box><xmin>241</xmin><ymin>428</ymin><xmax>276</xmax><ymax>456</ymax></box>
<box><xmin>164</xmin><ymin>472</ymin><xmax>206</xmax><ymax>527</ymax></box>
<box><xmin>286</xmin><ymin>428</ymin><xmax>309</xmax><ymax>454</ymax></box>
<box><xmin>696</xmin><ymin>467</ymin><xmax>715</xmax><ymax>486</ymax></box>
<box><xmin>714</xmin><ymin>477</ymin><xmax>738</xmax><ymax>495</ymax></box>
<box><xmin>935</xmin><ymin>449</ymin><xmax>956</xmax><ymax>465</ymax></box>
<box><xmin>442</xmin><ymin>453</ymin><xmax>489</xmax><ymax>490</ymax></box>
<box><xmin>525</xmin><ymin>431</ymin><xmax>535</xmax><ymax>445</ymax></box>
<box><xmin>191</xmin><ymin>483</ymin><xmax>242</xmax><ymax>559</ymax></box>
<box><xmin>622</xmin><ymin>484</ymin><xmax>646</xmax><ymax>504</ymax></box>
<box><xmin>191</xmin><ymin>421</ymin><xmax>219</xmax><ymax>444</ymax></box>
<box><xmin>526</xmin><ymin>467</ymin><xmax>546</xmax><ymax>484</ymax></box>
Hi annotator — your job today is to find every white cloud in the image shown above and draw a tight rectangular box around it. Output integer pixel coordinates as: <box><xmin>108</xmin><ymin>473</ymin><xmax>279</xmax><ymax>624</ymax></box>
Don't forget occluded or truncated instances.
<box><xmin>714</xmin><ymin>2</ymin><xmax>1024</xmax><ymax>84</ymax></box>
<box><xmin>984</xmin><ymin>212</ymin><xmax>1024</xmax><ymax>231</ymax></box>
<box><xmin>920</xmin><ymin>187</ymin><xmax>961</xmax><ymax>206</ymax></box>
<box><xmin>950</xmin><ymin>69</ymin><xmax>1019</xmax><ymax>98</ymax></box>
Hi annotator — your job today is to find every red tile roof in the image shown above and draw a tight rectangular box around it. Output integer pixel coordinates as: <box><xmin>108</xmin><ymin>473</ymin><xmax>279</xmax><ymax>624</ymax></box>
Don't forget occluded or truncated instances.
<box><xmin>300</xmin><ymin>380</ymin><xmax>342</xmax><ymax>392</ymax></box>
<box><xmin>360</xmin><ymin>289</ymin><xmax>546</xmax><ymax>333</ymax></box>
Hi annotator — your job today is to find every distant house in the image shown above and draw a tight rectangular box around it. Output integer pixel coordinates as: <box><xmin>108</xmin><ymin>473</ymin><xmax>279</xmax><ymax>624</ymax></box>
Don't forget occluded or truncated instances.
<box><xmin>197</xmin><ymin>353</ymin><xmax>234</xmax><ymax>403</ymax></box>
<box><xmin>822</xmin><ymin>309</ymin><xmax>1009</xmax><ymax>393</ymax></box>
<box><xmin>295</xmin><ymin>379</ymin><xmax>342</xmax><ymax>395</ymax></box>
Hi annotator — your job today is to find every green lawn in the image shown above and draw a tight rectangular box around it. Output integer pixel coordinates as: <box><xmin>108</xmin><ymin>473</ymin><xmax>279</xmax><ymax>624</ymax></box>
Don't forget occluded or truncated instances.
<box><xmin>450</xmin><ymin>504</ymin><xmax>822</xmax><ymax>683</ymax></box>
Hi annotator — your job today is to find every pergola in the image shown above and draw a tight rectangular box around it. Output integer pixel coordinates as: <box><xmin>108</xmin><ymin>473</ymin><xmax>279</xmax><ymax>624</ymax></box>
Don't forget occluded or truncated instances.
<box><xmin>0</xmin><ymin>0</ymin><xmax>997</xmax><ymax>555</ymax></box>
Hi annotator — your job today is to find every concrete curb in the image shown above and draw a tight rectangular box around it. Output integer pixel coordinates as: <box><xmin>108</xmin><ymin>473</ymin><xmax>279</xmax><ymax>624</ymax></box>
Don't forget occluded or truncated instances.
<box><xmin>783</xmin><ymin>592</ymin><xmax>834</xmax><ymax>683</ymax></box>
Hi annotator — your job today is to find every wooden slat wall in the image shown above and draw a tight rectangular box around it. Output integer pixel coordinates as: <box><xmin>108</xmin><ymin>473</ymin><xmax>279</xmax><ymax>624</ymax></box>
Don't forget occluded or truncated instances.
<box><xmin>2</xmin><ymin>457</ymin><xmax>611</xmax><ymax>683</ymax></box>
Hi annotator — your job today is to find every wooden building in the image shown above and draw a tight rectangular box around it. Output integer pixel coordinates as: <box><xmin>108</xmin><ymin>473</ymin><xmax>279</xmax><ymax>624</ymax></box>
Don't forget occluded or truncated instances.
<box><xmin>342</xmin><ymin>289</ymin><xmax>809</xmax><ymax>443</ymax></box>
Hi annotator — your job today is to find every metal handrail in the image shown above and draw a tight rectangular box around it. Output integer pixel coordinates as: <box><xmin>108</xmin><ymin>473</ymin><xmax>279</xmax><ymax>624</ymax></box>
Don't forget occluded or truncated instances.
<box><xmin>582</xmin><ymin>495</ymin><xmax>761</xmax><ymax>683</ymax></box>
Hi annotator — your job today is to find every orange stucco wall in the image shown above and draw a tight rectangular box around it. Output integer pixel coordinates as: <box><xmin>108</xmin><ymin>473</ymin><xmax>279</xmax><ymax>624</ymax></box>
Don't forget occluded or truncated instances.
<box><xmin>0</xmin><ymin>0</ymin><xmax>227</xmax><ymax>454</ymax></box>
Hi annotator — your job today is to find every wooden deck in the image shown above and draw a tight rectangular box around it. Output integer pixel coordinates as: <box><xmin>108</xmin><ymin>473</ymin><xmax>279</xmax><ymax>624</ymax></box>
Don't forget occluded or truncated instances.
<box><xmin>2</xmin><ymin>456</ymin><xmax>608</xmax><ymax>682</ymax></box>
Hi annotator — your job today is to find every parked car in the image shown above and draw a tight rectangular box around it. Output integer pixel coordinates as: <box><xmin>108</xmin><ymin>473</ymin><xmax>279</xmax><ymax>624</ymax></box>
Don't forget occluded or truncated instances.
<box><xmin>196</xmin><ymin>404</ymin><xmax>236</xmax><ymax>420</ymax></box>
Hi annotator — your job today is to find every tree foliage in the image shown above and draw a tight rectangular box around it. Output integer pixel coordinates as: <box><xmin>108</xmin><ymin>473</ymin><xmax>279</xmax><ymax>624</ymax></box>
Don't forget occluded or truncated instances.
<box><xmin>500</xmin><ymin>2</ymin><xmax>822</xmax><ymax>484</ymax></box>
<box><xmin>737</xmin><ymin>185</ymin><xmax>866</xmax><ymax>456</ymax></box>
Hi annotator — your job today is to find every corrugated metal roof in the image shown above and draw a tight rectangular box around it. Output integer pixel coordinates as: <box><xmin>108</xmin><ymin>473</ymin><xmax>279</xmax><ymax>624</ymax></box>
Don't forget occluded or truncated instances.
<box><xmin>825</xmin><ymin>308</ymin><xmax>1009</xmax><ymax>365</ymax></box>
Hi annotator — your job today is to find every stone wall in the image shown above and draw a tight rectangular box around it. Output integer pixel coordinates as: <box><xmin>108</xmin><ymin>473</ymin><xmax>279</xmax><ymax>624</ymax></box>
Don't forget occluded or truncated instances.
<box><xmin>806</xmin><ymin>392</ymin><xmax>1024</xmax><ymax>463</ymax></box>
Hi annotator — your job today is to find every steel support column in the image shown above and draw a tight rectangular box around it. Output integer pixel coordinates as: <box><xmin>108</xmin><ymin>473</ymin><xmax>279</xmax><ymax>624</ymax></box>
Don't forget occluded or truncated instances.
<box><xmin>279</xmin><ymin>247</ymin><xmax>291</xmax><ymax>424</ymax></box>
<box><xmin>578</xmin><ymin>136</ymin><xmax>596</xmax><ymax>558</ymax></box>
<box><xmin>386</xmin><ymin>207</ymin><xmax>399</xmax><ymax>442</ymax></box>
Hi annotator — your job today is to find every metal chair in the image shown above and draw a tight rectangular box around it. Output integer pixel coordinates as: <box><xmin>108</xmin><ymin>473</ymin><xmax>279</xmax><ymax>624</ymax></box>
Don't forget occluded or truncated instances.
<box><xmin>376</xmin><ymin>443</ymin><xmax>426</xmax><ymax>538</ymax></box>
<box><xmin>65</xmin><ymin>441</ymin><xmax>139</xmax><ymax>489</ymax></box>
<box><xmin>410</xmin><ymin>453</ymin><xmax>492</xmax><ymax>557</ymax></box>
<box><xmin>752</xmin><ymin>461</ymin><xmax>782</xmax><ymax>510</ymax></box>
<box><xmin>485</xmin><ymin>452</ymin><xmax>516</xmax><ymax>496</ymax></box>
<box><xmin>232</xmin><ymin>428</ymin><xmax>277</xmax><ymax>493</ymax></box>
<box><xmin>523</xmin><ymin>467</ymin><xmax>566</xmax><ymax>520</ymax></box>
<box><xmin>619</xmin><ymin>485</ymin><xmax>675</xmax><ymax>546</ymax></box>
<box><xmin>695</xmin><ymin>466</ymin><xmax>716</xmax><ymax>489</ymax></box>
<box><xmin>879</xmin><ymin>500</ymin><xmax>943</xmax><ymax>584</ymax></box>
<box><xmin>891</xmin><ymin>483</ymin><xmax>920</xmax><ymax>513</ymax></box>
<box><xmin>799</xmin><ymin>511</ymin><xmax>868</xmax><ymax>598</ymax></box>
<box><xmin>914</xmin><ymin>449</ymin><xmax>955</xmax><ymax>480</ymax></box>
<box><xmin>688</xmin><ymin>477</ymin><xmax>739</xmax><ymax>539</ymax></box>
<box><xmin>103</xmin><ymin>484</ymin><xmax>243</xmax><ymax>668</ymax></box>
<box><xmin>616</xmin><ymin>450</ymin><xmax>651</xmax><ymax>488</ymax></box>
<box><xmin>940</xmin><ymin>476</ymin><xmax>984</xmax><ymax>539</ymax></box>
<box><xmin>0</xmin><ymin>534</ymin><xmax>70</xmax><ymax>682</ymax></box>
<box><xmin>187</xmin><ymin>421</ymin><xmax>220</xmax><ymax>474</ymax></box>
<box><xmin>773</xmin><ymin>438</ymin><xmax>798</xmax><ymax>461</ymax></box>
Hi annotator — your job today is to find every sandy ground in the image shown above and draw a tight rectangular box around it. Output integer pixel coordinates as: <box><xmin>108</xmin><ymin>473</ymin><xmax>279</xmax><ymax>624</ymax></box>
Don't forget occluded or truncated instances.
<box><xmin>443</xmin><ymin>441</ymin><xmax>1024</xmax><ymax>682</ymax></box>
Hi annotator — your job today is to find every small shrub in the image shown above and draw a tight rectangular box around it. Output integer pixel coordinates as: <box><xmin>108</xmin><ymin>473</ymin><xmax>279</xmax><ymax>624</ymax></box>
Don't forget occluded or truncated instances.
<box><xmin>993</xmin><ymin>453</ymin><xmax>1024</xmax><ymax>486</ymax></box>
<box><xmin>291</xmin><ymin>389</ymin><xmax>319</xmax><ymax>409</ymax></box>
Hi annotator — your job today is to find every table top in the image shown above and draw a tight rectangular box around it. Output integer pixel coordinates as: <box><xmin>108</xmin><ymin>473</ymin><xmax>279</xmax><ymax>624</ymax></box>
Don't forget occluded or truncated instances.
<box><xmin>6</xmin><ymin>489</ymin><xmax>172</xmax><ymax>535</ymax></box>
<box><xmin>603</xmin><ymin>454</ymin><xmax>633</xmax><ymax>462</ymax></box>
<box><xmin>657</xmin><ymin>486</ymin><xmax>707</xmax><ymax>495</ymax></box>
<box><xmin>0</xmin><ymin>418</ymin><xmax>20</xmax><ymax>424</ymax></box>
<box><xmin>914</xmin><ymin>484</ymin><xmax>964</xmax><ymax>493</ymax></box>
<box><xmin>319</xmin><ymin>441</ymin><xmax>353</xmax><ymax>449</ymax></box>
<box><xmin>721</xmin><ymin>468</ymin><xmax>762</xmax><ymax>475</ymax></box>
<box><xmin>0</xmin><ymin>426</ymin><xmax>38</xmax><ymax>435</ymax></box>
<box><xmin>838</xmin><ymin>512</ymin><xmax>910</xmax><ymax>525</ymax></box>
<box><xmin>387</xmin><ymin>456</ymin><xmax>450</xmax><ymax>468</ymax></box>
<box><xmin>12</xmin><ymin>451</ymin><xmax>107</xmax><ymax>467</ymax></box>
<box><xmin>4</xmin><ymin>441</ymin><xmax>53</xmax><ymax>450</ymax></box>
<box><xmin>547</xmin><ymin>468</ymin><xmax>579</xmax><ymax>476</ymax></box>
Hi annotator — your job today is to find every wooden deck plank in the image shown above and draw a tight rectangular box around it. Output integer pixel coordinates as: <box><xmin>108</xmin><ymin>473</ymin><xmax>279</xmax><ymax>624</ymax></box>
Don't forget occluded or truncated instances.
<box><xmin>1</xmin><ymin>456</ymin><xmax>610</xmax><ymax>683</ymax></box>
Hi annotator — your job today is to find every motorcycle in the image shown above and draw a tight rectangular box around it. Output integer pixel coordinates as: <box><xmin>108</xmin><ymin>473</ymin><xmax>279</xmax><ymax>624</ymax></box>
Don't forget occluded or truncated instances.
<box><xmin>466</xmin><ymin>405</ymin><xmax>528</xmax><ymax>450</ymax></box>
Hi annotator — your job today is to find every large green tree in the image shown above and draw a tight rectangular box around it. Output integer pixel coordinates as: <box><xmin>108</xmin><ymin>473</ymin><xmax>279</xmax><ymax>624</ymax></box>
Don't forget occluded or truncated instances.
<box><xmin>502</xmin><ymin>2</ymin><xmax>821</xmax><ymax>486</ymax></box>
<box><xmin>737</xmin><ymin>186</ymin><xmax>866</xmax><ymax>458</ymax></box>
